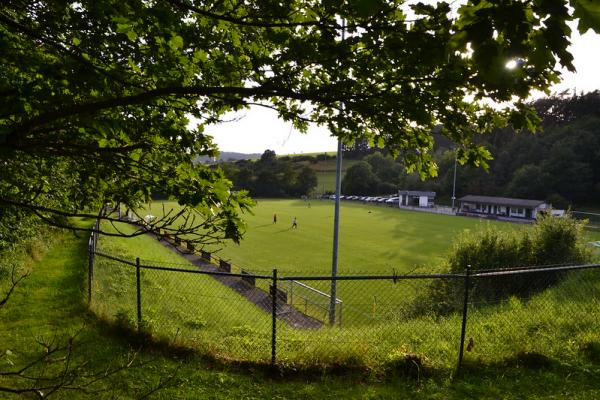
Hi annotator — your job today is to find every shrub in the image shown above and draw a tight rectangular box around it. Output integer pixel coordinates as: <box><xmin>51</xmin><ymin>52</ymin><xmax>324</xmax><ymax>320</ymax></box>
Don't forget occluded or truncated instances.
<box><xmin>416</xmin><ymin>214</ymin><xmax>591</xmax><ymax>314</ymax></box>
<box><xmin>0</xmin><ymin>206</ymin><xmax>42</xmax><ymax>251</ymax></box>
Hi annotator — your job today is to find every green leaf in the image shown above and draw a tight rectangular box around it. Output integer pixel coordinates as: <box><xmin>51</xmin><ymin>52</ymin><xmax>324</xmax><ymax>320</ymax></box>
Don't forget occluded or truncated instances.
<box><xmin>126</xmin><ymin>30</ymin><xmax>138</xmax><ymax>42</ymax></box>
<box><xmin>193</xmin><ymin>49</ymin><xmax>208</xmax><ymax>62</ymax></box>
<box><xmin>116</xmin><ymin>23</ymin><xmax>132</xmax><ymax>34</ymax></box>
<box><xmin>572</xmin><ymin>0</ymin><xmax>600</xmax><ymax>33</ymax></box>
<box><xmin>169</xmin><ymin>35</ymin><xmax>184</xmax><ymax>50</ymax></box>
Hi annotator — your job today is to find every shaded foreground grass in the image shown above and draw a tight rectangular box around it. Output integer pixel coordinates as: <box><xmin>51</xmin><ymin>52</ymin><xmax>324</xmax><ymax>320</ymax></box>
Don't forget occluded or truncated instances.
<box><xmin>2</xmin><ymin>224</ymin><xmax>600</xmax><ymax>398</ymax></box>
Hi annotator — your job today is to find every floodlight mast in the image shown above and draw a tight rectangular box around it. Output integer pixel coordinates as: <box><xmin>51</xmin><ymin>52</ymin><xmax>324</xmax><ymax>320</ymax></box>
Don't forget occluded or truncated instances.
<box><xmin>329</xmin><ymin>19</ymin><xmax>345</xmax><ymax>326</ymax></box>
<box><xmin>451</xmin><ymin>150</ymin><xmax>458</xmax><ymax>210</ymax></box>
<box><xmin>329</xmin><ymin>137</ymin><xmax>342</xmax><ymax>325</ymax></box>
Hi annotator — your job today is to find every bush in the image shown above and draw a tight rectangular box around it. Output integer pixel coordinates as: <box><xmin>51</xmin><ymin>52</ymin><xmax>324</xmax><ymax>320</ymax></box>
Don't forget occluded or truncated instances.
<box><xmin>416</xmin><ymin>214</ymin><xmax>591</xmax><ymax>314</ymax></box>
<box><xmin>0</xmin><ymin>206</ymin><xmax>42</xmax><ymax>251</ymax></box>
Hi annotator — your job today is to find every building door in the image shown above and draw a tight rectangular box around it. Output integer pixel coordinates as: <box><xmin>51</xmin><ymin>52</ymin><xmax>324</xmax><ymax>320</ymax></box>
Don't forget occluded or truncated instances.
<box><xmin>525</xmin><ymin>209</ymin><xmax>532</xmax><ymax>219</ymax></box>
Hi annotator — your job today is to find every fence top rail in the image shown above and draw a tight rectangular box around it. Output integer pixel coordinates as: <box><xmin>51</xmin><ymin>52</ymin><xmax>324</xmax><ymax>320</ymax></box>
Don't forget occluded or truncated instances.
<box><xmin>139</xmin><ymin>262</ymin><xmax>273</xmax><ymax>279</ymax></box>
<box><xmin>280</xmin><ymin>272</ymin><xmax>465</xmax><ymax>281</ymax></box>
<box><xmin>472</xmin><ymin>263</ymin><xmax>600</xmax><ymax>277</ymax></box>
<box><xmin>472</xmin><ymin>261</ymin><xmax>576</xmax><ymax>273</ymax></box>
<box><xmin>94</xmin><ymin>250</ymin><xmax>600</xmax><ymax>281</ymax></box>
<box><xmin>573</xmin><ymin>210</ymin><xmax>600</xmax><ymax>216</ymax></box>
<box><xmin>288</xmin><ymin>280</ymin><xmax>342</xmax><ymax>304</ymax></box>
<box><xmin>94</xmin><ymin>251</ymin><xmax>273</xmax><ymax>279</ymax></box>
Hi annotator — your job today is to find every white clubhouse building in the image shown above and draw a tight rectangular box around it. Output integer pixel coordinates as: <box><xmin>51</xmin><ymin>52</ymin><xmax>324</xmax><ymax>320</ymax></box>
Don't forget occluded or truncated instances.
<box><xmin>458</xmin><ymin>195</ymin><xmax>551</xmax><ymax>221</ymax></box>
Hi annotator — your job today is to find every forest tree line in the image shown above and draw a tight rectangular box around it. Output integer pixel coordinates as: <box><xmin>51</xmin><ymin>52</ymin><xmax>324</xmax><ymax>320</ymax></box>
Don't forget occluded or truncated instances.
<box><xmin>218</xmin><ymin>150</ymin><xmax>319</xmax><ymax>197</ymax></box>
<box><xmin>217</xmin><ymin>92</ymin><xmax>599</xmax><ymax>208</ymax></box>
<box><xmin>340</xmin><ymin>92</ymin><xmax>600</xmax><ymax>208</ymax></box>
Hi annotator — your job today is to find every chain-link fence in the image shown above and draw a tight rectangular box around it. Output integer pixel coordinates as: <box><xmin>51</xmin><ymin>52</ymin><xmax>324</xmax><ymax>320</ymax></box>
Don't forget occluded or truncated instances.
<box><xmin>87</xmin><ymin>219</ymin><xmax>600</xmax><ymax>372</ymax></box>
<box><xmin>573</xmin><ymin>211</ymin><xmax>600</xmax><ymax>233</ymax></box>
<box><xmin>465</xmin><ymin>265</ymin><xmax>600</xmax><ymax>365</ymax></box>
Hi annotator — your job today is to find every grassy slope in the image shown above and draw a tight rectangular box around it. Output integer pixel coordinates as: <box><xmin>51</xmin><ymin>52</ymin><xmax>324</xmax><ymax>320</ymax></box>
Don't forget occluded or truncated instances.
<box><xmin>2</xmin><ymin>225</ymin><xmax>600</xmax><ymax>398</ymax></box>
<box><xmin>93</xmin><ymin>220</ymin><xmax>463</xmax><ymax>365</ymax></box>
<box><xmin>303</xmin><ymin>158</ymin><xmax>360</xmax><ymax>193</ymax></box>
<box><xmin>93</xmin><ymin>222</ymin><xmax>274</xmax><ymax>361</ymax></box>
<box><xmin>314</xmin><ymin>171</ymin><xmax>337</xmax><ymax>194</ymax></box>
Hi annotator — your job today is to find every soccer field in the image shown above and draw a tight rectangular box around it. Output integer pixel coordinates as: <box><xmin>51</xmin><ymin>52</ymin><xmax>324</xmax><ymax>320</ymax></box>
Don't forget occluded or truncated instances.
<box><xmin>207</xmin><ymin>198</ymin><xmax>513</xmax><ymax>275</ymax></box>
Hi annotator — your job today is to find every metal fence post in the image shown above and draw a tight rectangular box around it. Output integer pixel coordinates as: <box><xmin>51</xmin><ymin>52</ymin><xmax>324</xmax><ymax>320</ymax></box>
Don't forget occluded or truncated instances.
<box><xmin>136</xmin><ymin>257</ymin><xmax>142</xmax><ymax>331</ymax></box>
<box><xmin>88</xmin><ymin>235</ymin><xmax>93</xmax><ymax>304</ymax></box>
<box><xmin>94</xmin><ymin>219</ymin><xmax>98</xmax><ymax>250</ymax></box>
<box><xmin>271</xmin><ymin>268</ymin><xmax>278</xmax><ymax>365</ymax></box>
<box><xmin>458</xmin><ymin>264</ymin><xmax>472</xmax><ymax>371</ymax></box>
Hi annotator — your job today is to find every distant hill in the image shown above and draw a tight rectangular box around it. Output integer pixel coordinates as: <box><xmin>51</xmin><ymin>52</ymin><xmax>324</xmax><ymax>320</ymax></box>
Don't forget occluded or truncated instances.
<box><xmin>195</xmin><ymin>152</ymin><xmax>261</xmax><ymax>164</ymax></box>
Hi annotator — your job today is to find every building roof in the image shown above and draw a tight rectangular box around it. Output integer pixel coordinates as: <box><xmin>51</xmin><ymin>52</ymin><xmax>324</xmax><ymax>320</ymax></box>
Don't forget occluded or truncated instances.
<box><xmin>398</xmin><ymin>190</ymin><xmax>436</xmax><ymax>197</ymax></box>
<box><xmin>458</xmin><ymin>195</ymin><xmax>546</xmax><ymax>208</ymax></box>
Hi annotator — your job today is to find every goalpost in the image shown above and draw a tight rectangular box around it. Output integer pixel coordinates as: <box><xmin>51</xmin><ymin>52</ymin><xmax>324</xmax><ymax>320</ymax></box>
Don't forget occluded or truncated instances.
<box><xmin>283</xmin><ymin>280</ymin><xmax>343</xmax><ymax>325</ymax></box>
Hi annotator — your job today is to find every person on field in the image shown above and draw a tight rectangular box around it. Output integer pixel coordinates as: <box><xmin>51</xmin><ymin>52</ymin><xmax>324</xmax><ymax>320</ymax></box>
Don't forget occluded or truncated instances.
<box><xmin>273</xmin><ymin>213</ymin><xmax>277</xmax><ymax>224</ymax></box>
<box><xmin>292</xmin><ymin>217</ymin><xmax>298</xmax><ymax>229</ymax></box>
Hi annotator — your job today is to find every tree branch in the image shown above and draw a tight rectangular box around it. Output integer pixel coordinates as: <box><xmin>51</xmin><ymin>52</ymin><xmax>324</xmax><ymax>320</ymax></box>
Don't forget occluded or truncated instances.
<box><xmin>0</xmin><ymin>198</ymin><xmax>232</xmax><ymax>246</ymax></box>
<box><xmin>0</xmin><ymin>326</ymin><xmax>176</xmax><ymax>398</ymax></box>
<box><xmin>0</xmin><ymin>265</ymin><xmax>29</xmax><ymax>310</ymax></box>
<box><xmin>7</xmin><ymin>85</ymin><xmax>332</xmax><ymax>141</ymax></box>
<box><xmin>165</xmin><ymin>0</ymin><xmax>333</xmax><ymax>29</ymax></box>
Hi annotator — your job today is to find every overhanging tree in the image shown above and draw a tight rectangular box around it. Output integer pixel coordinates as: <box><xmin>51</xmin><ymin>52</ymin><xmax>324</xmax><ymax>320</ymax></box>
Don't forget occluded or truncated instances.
<box><xmin>1</xmin><ymin>0</ymin><xmax>599</xmax><ymax>245</ymax></box>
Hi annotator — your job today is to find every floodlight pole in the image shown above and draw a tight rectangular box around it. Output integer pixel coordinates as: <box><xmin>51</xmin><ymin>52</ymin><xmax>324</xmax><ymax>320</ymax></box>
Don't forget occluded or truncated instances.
<box><xmin>451</xmin><ymin>150</ymin><xmax>458</xmax><ymax>211</ymax></box>
<box><xmin>329</xmin><ymin>137</ymin><xmax>343</xmax><ymax>325</ymax></box>
<box><xmin>329</xmin><ymin>18</ymin><xmax>345</xmax><ymax>326</ymax></box>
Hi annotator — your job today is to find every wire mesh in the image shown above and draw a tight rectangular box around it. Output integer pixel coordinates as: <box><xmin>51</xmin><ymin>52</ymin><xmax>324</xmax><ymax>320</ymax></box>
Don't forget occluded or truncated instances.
<box><xmin>465</xmin><ymin>266</ymin><xmax>600</xmax><ymax>364</ymax></box>
<box><xmin>137</xmin><ymin>265</ymin><xmax>273</xmax><ymax>362</ymax></box>
<box><xmin>88</xmin><ymin>221</ymin><xmax>600</xmax><ymax>370</ymax></box>
<box><xmin>275</xmin><ymin>276</ymin><xmax>464</xmax><ymax>368</ymax></box>
<box><xmin>91</xmin><ymin>254</ymin><xmax>137</xmax><ymax>325</ymax></box>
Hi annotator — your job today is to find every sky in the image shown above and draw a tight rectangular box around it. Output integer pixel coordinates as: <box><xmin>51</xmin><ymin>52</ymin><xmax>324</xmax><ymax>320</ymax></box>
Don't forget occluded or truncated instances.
<box><xmin>198</xmin><ymin>25</ymin><xmax>600</xmax><ymax>155</ymax></box>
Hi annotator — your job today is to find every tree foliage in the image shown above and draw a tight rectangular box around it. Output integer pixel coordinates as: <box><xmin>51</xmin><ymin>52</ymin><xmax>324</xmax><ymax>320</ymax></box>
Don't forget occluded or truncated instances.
<box><xmin>341</xmin><ymin>161</ymin><xmax>380</xmax><ymax>195</ymax></box>
<box><xmin>221</xmin><ymin>150</ymin><xmax>318</xmax><ymax>197</ymax></box>
<box><xmin>1</xmin><ymin>0</ymin><xmax>598</xmax><ymax>243</ymax></box>
<box><xmin>382</xmin><ymin>92</ymin><xmax>600</xmax><ymax>205</ymax></box>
